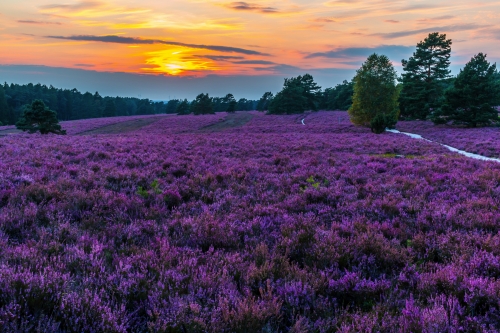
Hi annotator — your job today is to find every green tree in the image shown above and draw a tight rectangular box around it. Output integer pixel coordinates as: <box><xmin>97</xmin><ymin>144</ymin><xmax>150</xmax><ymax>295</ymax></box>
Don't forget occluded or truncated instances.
<box><xmin>16</xmin><ymin>100</ymin><xmax>66</xmax><ymax>134</ymax></box>
<box><xmin>176</xmin><ymin>99</ymin><xmax>191</xmax><ymax>115</ymax></box>
<box><xmin>433</xmin><ymin>53</ymin><xmax>499</xmax><ymax>127</ymax></box>
<box><xmin>224</xmin><ymin>94</ymin><xmax>237</xmax><ymax>113</ymax></box>
<box><xmin>321</xmin><ymin>80</ymin><xmax>354</xmax><ymax>110</ymax></box>
<box><xmin>0</xmin><ymin>85</ymin><xmax>10</xmax><ymax>125</ymax></box>
<box><xmin>348</xmin><ymin>53</ymin><xmax>399</xmax><ymax>132</ymax></box>
<box><xmin>103</xmin><ymin>98</ymin><xmax>116</xmax><ymax>117</ymax></box>
<box><xmin>399</xmin><ymin>32</ymin><xmax>452</xmax><ymax>119</ymax></box>
<box><xmin>165</xmin><ymin>99</ymin><xmax>180</xmax><ymax>114</ymax></box>
<box><xmin>256</xmin><ymin>92</ymin><xmax>274</xmax><ymax>111</ymax></box>
<box><xmin>268</xmin><ymin>74</ymin><xmax>321</xmax><ymax>114</ymax></box>
<box><xmin>192</xmin><ymin>93</ymin><xmax>214</xmax><ymax>115</ymax></box>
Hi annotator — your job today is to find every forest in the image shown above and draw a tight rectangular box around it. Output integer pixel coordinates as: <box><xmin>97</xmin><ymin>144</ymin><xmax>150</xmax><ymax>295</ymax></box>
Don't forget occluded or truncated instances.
<box><xmin>0</xmin><ymin>80</ymin><xmax>354</xmax><ymax>126</ymax></box>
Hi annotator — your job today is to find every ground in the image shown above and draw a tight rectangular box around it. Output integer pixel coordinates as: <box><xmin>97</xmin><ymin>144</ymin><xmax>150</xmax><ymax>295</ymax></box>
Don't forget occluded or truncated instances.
<box><xmin>0</xmin><ymin>111</ymin><xmax>499</xmax><ymax>332</ymax></box>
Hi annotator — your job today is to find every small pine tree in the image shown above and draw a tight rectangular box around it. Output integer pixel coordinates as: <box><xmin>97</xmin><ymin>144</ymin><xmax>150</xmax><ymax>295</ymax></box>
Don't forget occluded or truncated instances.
<box><xmin>433</xmin><ymin>53</ymin><xmax>499</xmax><ymax>127</ymax></box>
<box><xmin>256</xmin><ymin>92</ymin><xmax>274</xmax><ymax>111</ymax></box>
<box><xmin>348</xmin><ymin>53</ymin><xmax>399</xmax><ymax>131</ymax></box>
<box><xmin>399</xmin><ymin>32</ymin><xmax>452</xmax><ymax>120</ymax></box>
<box><xmin>192</xmin><ymin>93</ymin><xmax>214</xmax><ymax>115</ymax></box>
<box><xmin>176</xmin><ymin>99</ymin><xmax>191</xmax><ymax>115</ymax></box>
<box><xmin>16</xmin><ymin>100</ymin><xmax>66</xmax><ymax>134</ymax></box>
<box><xmin>166</xmin><ymin>99</ymin><xmax>180</xmax><ymax>114</ymax></box>
<box><xmin>268</xmin><ymin>74</ymin><xmax>321</xmax><ymax>114</ymax></box>
<box><xmin>224</xmin><ymin>94</ymin><xmax>237</xmax><ymax>113</ymax></box>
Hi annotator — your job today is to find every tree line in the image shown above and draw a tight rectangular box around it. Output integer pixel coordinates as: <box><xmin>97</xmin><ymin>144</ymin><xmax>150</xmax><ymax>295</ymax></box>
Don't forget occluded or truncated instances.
<box><xmin>265</xmin><ymin>32</ymin><xmax>500</xmax><ymax>131</ymax></box>
<box><xmin>4</xmin><ymin>31</ymin><xmax>499</xmax><ymax>133</ymax></box>
<box><xmin>0</xmin><ymin>83</ymin><xmax>166</xmax><ymax>126</ymax></box>
<box><xmin>0</xmin><ymin>80</ymin><xmax>354</xmax><ymax>126</ymax></box>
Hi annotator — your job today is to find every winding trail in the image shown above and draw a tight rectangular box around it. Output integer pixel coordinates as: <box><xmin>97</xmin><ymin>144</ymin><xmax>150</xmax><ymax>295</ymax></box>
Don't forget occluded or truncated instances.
<box><xmin>301</xmin><ymin>118</ymin><xmax>305</xmax><ymax>125</ymax></box>
<box><xmin>387</xmin><ymin>129</ymin><xmax>500</xmax><ymax>163</ymax></box>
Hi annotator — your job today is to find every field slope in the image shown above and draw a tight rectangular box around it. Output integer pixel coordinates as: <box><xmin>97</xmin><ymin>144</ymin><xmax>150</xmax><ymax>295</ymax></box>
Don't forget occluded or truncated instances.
<box><xmin>1</xmin><ymin>111</ymin><xmax>499</xmax><ymax>332</ymax></box>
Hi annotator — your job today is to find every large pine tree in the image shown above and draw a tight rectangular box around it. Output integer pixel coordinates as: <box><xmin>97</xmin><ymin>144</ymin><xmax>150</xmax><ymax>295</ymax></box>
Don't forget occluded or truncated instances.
<box><xmin>399</xmin><ymin>32</ymin><xmax>452</xmax><ymax>120</ymax></box>
<box><xmin>268</xmin><ymin>74</ymin><xmax>321</xmax><ymax>114</ymax></box>
<box><xmin>348</xmin><ymin>53</ymin><xmax>399</xmax><ymax>131</ymax></box>
<box><xmin>433</xmin><ymin>53</ymin><xmax>499</xmax><ymax>127</ymax></box>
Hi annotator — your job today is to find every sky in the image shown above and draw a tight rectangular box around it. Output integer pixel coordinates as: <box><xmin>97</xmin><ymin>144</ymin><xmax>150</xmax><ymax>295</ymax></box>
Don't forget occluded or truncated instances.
<box><xmin>1</xmin><ymin>0</ymin><xmax>499</xmax><ymax>100</ymax></box>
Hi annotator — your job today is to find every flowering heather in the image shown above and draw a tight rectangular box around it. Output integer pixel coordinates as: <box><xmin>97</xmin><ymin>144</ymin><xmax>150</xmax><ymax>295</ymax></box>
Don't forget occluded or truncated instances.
<box><xmin>397</xmin><ymin>119</ymin><xmax>500</xmax><ymax>158</ymax></box>
<box><xmin>1</xmin><ymin>111</ymin><xmax>500</xmax><ymax>332</ymax></box>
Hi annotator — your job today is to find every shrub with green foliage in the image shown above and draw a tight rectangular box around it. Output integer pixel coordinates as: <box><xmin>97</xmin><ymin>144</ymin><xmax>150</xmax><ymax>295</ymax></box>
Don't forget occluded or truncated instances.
<box><xmin>16</xmin><ymin>100</ymin><xmax>66</xmax><ymax>135</ymax></box>
<box><xmin>432</xmin><ymin>53</ymin><xmax>499</xmax><ymax>127</ymax></box>
<box><xmin>370</xmin><ymin>113</ymin><xmax>397</xmax><ymax>134</ymax></box>
<box><xmin>348</xmin><ymin>54</ymin><xmax>399</xmax><ymax>131</ymax></box>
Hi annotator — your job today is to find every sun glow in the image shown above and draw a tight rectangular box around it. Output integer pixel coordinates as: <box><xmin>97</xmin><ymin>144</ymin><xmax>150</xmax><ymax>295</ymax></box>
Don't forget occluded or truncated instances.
<box><xmin>143</xmin><ymin>49</ymin><xmax>222</xmax><ymax>76</ymax></box>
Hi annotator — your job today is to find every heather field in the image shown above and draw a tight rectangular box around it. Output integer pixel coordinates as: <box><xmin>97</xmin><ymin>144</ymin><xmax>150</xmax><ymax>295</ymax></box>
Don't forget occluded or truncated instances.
<box><xmin>1</xmin><ymin>111</ymin><xmax>500</xmax><ymax>332</ymax></box>
<box><xmin>396</xmin><ymin>120</ymin><xmax>500</xmax><ymax>159</ymax></box>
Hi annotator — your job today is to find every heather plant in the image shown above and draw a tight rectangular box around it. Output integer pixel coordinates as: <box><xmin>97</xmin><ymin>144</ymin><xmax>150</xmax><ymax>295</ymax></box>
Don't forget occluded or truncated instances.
<box><xmin>0</xmin><ymin>112</ymin><xmax>500</xmax><ymax>331</ymax></box>
<box><xmin>349</xmin><ymin>54</ymin><xmax>399</xmax><ymax>130</ymax></box>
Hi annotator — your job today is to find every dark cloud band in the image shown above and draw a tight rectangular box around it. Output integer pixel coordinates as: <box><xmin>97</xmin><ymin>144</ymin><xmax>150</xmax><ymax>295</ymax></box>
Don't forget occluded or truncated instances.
<box><xmin>45</xmin><ymin>35</ymin><xmax>269</xmax><ymax>56</ymax></box>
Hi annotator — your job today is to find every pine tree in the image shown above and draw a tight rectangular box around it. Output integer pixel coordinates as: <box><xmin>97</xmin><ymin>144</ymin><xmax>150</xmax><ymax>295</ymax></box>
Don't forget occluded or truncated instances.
<box><xmin>16</xmin><ymin>100</ymin><xmax>66</xmax><ymax>134</ymax></box>
<box><xmin>0</xmin><ymin>85</ymin><xmax>10</xmax><ymax>125</ymax></box>
<box><xmin>399</xmin><ymin>32</ymin><xmax>452</xmax><ymax>120</ymax></box>
<box><xmin>224</xmin><ymin>94</ymin><xmax>237</xmax><ymax>113</ymax></box>
<box><xmin>268</xmin><ymin>74</ymin><xmax>321</xmax><ymax>114</ymax></box>
<box><xmin>433</xmin><ymin>53</ymin><xmax>499</xmax><ymax>127</ymax></box>
<box><xmin>256</xmin><ymin>92</ymin><xmax>274</xmax><ymax>111</ymax></box>
<box><xmin>192</xmin><ymin>93</ymin><xmax>214</xmax><ymax>115</ymax></box>
<box><xmin>348</xmin><ymin>53</ymin><xmax>399</xmax><ymax>131</ymax></box>
<box><xmin>166</xmin><ymin>99</ymin><xmax>180</xmax><ymax>114</ymax></box>
<box><xmin>176</xmin><ymin>99</ymin><xmax>191</xmax><ymax>115</ymax></box>
<box><xmin>103</xmin><ymin>99</ymin><xmax>116</xmax><ymax>118</ymax></box>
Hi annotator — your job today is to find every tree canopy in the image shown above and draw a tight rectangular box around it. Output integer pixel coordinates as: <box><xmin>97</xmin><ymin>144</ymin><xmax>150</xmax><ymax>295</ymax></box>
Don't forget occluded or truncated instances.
<box><xmin>268</xmin><ymin>74</ymin><xmax>321</xmax><ymax>114</ymax></box>
<box><xmin>399</xmin><ymin>32</ymin><xmax>452</xmax><ymax>120</ymax></box>
<box><xmin>224</xmin><ymin>94</ymin><xmax>237</xmax><ymax>113</ymax></box>
<box><xmin>256</xmin><ymin>92</ymin><xmax>274</xmax><ymax>111</ymax></box>
<box><xmin>348</xmin><ymin>53</ymin><xmax>400</xmax><ymax>132</ymax></box>
<box><xmin>320</xmin><ymin>80</ymin><xmax>354</xmax><ymax>111</ymax></box>
<box><xmin>432</xmin><ymin>53</ymin><xmax>499</xmax><ymax>127</ymax></box>
<box><xmin>191</xmin><ymin>93</ymin><xmax>214</xmax><ymax>115</ymax></box>
<box><xmin>176</xmin><ymin>99</ymin><xmax>191</xmax><ymax>115</ymax></box>
<box><xmin>16</xmin><ymin>100</ymin><xmax>66</xmax><ymax>135</ymax></box>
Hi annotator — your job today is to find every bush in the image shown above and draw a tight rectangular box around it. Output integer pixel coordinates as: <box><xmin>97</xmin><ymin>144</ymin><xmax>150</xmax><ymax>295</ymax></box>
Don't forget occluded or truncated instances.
<box><xmin>370</xmin><ymin>113</ymin><xmax>398</xmax><ymax>134</ymax></box>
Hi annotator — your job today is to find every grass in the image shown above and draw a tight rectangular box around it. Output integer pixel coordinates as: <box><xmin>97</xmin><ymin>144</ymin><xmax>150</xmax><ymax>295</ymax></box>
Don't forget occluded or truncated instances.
<box><xmin>0</xmin><ymin>128</ymin><xmax>22</xmax><ymax>136</ymax></box>
<box><xmin>78</xmin><ymin>116</ymin><xmax>164</xmax><ymax>135</ymax></box>
<box><xmin>199</xmin><ymin>112</ymin><xmax>254</xmax><ymax>132</ymax></box>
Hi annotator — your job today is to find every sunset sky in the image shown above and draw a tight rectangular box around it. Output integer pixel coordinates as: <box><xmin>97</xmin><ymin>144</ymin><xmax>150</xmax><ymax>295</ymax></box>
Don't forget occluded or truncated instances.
<box><xmin>1</xmin><ymin>0</ymin><xmax>499</xmax><ymax>99</ymax></box>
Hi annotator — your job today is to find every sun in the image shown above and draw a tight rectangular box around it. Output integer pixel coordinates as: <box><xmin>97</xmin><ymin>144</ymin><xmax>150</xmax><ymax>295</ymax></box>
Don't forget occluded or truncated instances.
<box><xmin>143</xmin><ymin>48</ymin><xmax>221</xmax><ymax>76</ymax></box>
